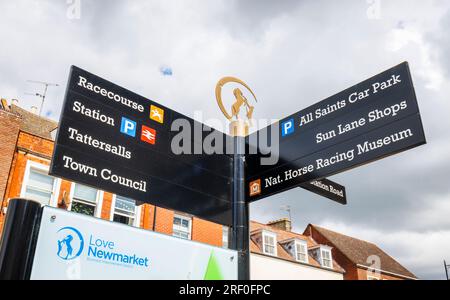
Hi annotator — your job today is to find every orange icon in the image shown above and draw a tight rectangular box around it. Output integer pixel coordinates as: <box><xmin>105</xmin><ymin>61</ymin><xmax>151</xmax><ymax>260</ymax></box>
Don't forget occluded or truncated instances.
<box><xmin>150</xmin><ymin>105</ymin><xmax>164</xmax><ymax>124</ymax></box>
<box><xmin>141</xmin><ymin>125</ymin><xmax>156</xmax><ymax>145</ymax></box>
<box><xmin>249</xmin><ymin>179</ymin><xmax>262</xmax><ymax>197</ymax></box>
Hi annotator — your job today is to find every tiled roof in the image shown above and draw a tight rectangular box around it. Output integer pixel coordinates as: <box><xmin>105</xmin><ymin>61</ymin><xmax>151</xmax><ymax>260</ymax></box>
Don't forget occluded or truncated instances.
<box><xmin>10</xmin><ymin>105</ymin><xmax>58</xmax><ymax>140</ymax></box>
<box><xmin>308</xmin><ymin>224</ymin><xmax>417</xmax><ymax>279</ymax></box>
<box><xmin>250</xmin><ymin>221</ymin><xmax>344</xmax><ymax>273</ymax></box>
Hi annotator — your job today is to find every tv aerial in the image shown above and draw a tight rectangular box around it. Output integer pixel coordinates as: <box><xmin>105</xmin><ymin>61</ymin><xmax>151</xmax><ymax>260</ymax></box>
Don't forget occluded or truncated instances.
<box><xmin>25</xmin><ymin>80</ymin><xmax>59</xmax><ymax>116</ymax></box>
<box><xmin>280</xmin><ymin>205</ymin><xmax>292</xmax><ymax>222</ymax></box>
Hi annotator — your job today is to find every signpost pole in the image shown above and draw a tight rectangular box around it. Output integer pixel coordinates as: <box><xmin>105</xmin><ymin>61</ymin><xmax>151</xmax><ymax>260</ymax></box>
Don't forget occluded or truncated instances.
<box><xmin>230</xmin><ymin>120</ymin><xmax>250</xmax><ymax>280</ymax></box>
<box><xmin>0</xmin><ymin>199</ymin><xmax>42</xmax><ymax>280</ymax></box>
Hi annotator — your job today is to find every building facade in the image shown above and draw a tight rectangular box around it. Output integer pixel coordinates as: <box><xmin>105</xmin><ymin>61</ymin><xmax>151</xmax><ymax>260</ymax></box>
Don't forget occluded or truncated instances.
<box><xmin>250</xmin><ymin>220</ymin><xmax>344</xmax><ymax>280</ymax></box>
<box><xmin>304</xmin><ymin>224</ymin><xmax>417</xmax><ymax>280</ymax></box>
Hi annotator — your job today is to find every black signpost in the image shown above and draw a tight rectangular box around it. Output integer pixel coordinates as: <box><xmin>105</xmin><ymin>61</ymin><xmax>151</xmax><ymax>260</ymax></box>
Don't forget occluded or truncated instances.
<box><xmin>46</xmin><ymin>62</ymin><xmax>426</xmax><ymax>281</ymax></box>
<box><xmin>51</xmin><ymin>66</ymin><xmax>233</xmax><ymax>226</ymax></box>
<box><xmin>246</xmin><ymin>62</ymin><xmax>426</xmax><ymax>202</ymax></box>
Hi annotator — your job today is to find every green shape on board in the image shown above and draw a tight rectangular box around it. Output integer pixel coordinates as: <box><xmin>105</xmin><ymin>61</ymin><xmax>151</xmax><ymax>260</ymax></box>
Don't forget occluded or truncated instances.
<box><xmin>204</xmin><ymin>251</ymin><xmax>224</xmax><ymax>280</ymax></box>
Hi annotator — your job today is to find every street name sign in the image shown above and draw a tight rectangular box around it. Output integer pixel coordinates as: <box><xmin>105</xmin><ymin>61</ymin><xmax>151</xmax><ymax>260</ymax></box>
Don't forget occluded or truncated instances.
<box><xmin>51</xmin><ymin>66</ymin><xmax>233</xmax><ymax>226</ymax></box>
<box><xmin>300</xmin><ymin>179</ymin><xmax>346</xmax><ymax>205</ymax></box>
<box><xmin>246</xmin><ymin>62</ymin><xmax>426</xmax><ymax>201</ymax></box>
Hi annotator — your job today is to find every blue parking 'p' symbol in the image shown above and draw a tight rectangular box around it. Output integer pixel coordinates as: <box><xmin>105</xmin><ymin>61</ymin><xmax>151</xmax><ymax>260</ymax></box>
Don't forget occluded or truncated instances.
<box><xmin>281</xmin><ymin>119</ymin><xmax>295</xmax><ymax>137</ymax></box>
<box><xmin>120</xmin><ymin>117</ymin><xmax>137</xmax><ymax>137</ymax></box>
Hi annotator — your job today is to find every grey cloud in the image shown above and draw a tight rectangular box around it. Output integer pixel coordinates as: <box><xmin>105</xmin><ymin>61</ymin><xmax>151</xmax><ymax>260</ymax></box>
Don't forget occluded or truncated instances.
<box><xmin>429</xmin><ymin>9</ymin><xmax>450</xmax><ymax>77</ymax></box>
<box><xmin>225</xmin><ymin>0</ymin><xmax>302</xmax><ymax>37</ymax></box>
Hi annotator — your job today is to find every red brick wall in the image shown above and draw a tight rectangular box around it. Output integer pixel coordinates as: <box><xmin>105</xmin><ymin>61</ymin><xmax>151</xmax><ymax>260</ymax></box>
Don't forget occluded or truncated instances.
<box><xmin>343</xmin><ymin>265</ymin><xmax>360</xmax><ymax>280</ymax></box>
<box><xmin>357</xmin><ymin>267</ymin><xmax>407</xmax><ymax>280</ymax></box>
<box><xmin>0</xmin><ymin>111</ymin><xmax>21</xmax><ymax>202</ymax></box>
<box><xmin>101</xmin><ymin>192</ymin><xmax>113</xmax><ymax>220</ymax></box>
<box><xmin>141</xmin><ymin>204</ymin><xmax>156</xmax><ymax>230</ymax></box>
<box><xmin>0</xmin><ymin>131</ymin><xmax>54</xmax><ymax>230</ymax></box>
<box><xmin>154</xmin><ymin>207</ymin><xmax>175</xmax><ymax>235</ymax></box>
<box><xmin>3</xmin><ymin>131</ymin><xmax>54</xmax><ymax>203</ymax></box>
<box><xmin>16</xmin><ymin>132</ymin><xmax>54</xmax><ymax>157</ymax></box>
<box><xmin>192</xmin><ymin>218</ymin><xmax>223</xmax><ymax>247</ymax></box>
<box><xmin>305</xmin><ymin>225</ymin><xmax>357</xmax><ymax>280</ymax></box>
<box><xmin>5</xmin><ymin>151</ymin><xmax>50</xmax><ymax>201</ymax></box>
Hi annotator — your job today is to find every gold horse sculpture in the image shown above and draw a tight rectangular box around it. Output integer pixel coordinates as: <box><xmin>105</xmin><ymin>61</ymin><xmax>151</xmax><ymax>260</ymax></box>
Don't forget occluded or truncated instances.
<box><xmin>216</xmin><ymin>77</ymin><xmax>257</xmax><ymax>121</ymax></box>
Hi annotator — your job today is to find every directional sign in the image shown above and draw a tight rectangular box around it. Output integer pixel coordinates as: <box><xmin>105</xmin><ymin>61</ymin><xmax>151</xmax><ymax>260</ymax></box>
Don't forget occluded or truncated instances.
<box><xmin>246</xmin><ymin>62</ymin><xmax>426</xmax><ymax>201</ymax></box>
<box><xmin>300</xmin><ymin>179</ymin><xmax>346</xmax><ymax>205</ymax></box>
<box><xmin>51</xmin><ymin>66</ymin><xmax>233</xmax><ymax>226</ymax></box>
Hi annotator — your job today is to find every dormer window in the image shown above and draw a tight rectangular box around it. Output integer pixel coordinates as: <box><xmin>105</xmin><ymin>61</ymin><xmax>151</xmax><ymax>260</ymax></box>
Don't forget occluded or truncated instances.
<box><xmin>309</xmin><ymin>245</ymin><xmax>333</xmax><ymax>269</ymax></box>
<box><xmin>281</xmin><ymin>238</ymin><xmax>309</xmax><ymax>263</ymax></box>
<box><xmin>250</xmin><ymin>229</ymin><xmax>278</xmax><ymax>257</ymax></box>
<box><xmin>320</xmin><ymin>247</ymin><xmax>333</xmax><ymax>268</ymax></box>
<box><xmin>262</xmin><ymin>231</ymin><xmax>277</xmax><ymax>256</ymax></box>
<box><xmin>295</xmin><ymin>240</ymin><xmax>308</xmax><ymax>263</ymax></box>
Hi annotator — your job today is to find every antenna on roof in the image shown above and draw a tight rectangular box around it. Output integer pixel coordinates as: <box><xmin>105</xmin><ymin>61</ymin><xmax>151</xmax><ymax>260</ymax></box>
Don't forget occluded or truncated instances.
<box><xmin>25</xmin><ymin>80</ymin><xmax>59</xmax><ymax>116</ymax></box>
<box><xmin>280</xmin><ymin>205</ymin><xmax>292</xmax><ymax>222</ymax></box>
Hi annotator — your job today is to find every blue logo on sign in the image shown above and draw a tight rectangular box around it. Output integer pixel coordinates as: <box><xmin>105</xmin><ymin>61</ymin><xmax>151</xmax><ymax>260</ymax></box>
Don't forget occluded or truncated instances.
<box><xmin>57</xmin><ymin>227</ymin><xmax>84</xmax><ymax>260</ymax></box>
<box><xmin>120</xmin><ymin>117</ymin><xmax>137</xmax><ymax>137</ymax></box>
<box><xmin>281</xmin><ymin>119</ymin><xmax>295</xmax><ymax>137</ymax></box>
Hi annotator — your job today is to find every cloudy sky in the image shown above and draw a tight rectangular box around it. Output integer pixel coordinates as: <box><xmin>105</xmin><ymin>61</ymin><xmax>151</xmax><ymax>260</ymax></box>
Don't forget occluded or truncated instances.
<box><xmin>1</xmin><ymin>0</ymin><xmax>449</xmax><ymax>279</ymax></box>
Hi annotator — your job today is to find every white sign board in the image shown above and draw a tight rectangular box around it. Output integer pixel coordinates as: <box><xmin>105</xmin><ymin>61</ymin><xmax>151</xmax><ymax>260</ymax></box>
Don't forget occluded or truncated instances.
<box><xmin>30</xmin><ymin>207</ymin><xmax>238</xmax><ymax>280</ymax></box>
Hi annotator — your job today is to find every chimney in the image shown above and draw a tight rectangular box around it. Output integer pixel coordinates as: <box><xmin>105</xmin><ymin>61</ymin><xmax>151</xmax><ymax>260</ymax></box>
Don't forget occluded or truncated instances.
<box><xmin>11</xmin><ymin>99</ymin><xmax>19</xmax><ymax>106</ymax></box>
<box><xmin>30</xmin><ymin>106</ymin><xmax>38</xmax><ymax>114</ymax></box>
<box><xmin>267</xmin><ymin>218</ymin><xmax>292</xmax><ymax>232</ymax></box>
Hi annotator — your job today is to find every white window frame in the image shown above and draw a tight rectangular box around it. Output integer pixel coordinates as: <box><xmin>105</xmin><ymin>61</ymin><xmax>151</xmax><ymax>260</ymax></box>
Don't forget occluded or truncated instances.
<box><xmin>110</xmin><ymin>194</ymin><xmax>142</xmax><ymax>227</ymax></box>
<box><xmin>320</xmin><ymin>246</ymin><xmax>333</xmax><ymax>269</ymax></box>
<box><xmin>172</xmin><ymin>214</ymin><xmax>192</xmax><ymax>240</ymax></box>
<box><xmin>262</xmin><ymin>231</ymin><xmax>277</xmax><ymax>256</ymax></box>
<box><xmin>20</xmin><ymin>160</ymin><xmax>61</xmax><ymax>207</ymax></box>
<box><xmin>294</xmin><ymin>240</ymin><xmax>309</xmax><ymax>263</ymax></box>
<box><xmin>68</xmin><ymin>182</ymin><xmax>103</xmax><ymax>218</ymax></box>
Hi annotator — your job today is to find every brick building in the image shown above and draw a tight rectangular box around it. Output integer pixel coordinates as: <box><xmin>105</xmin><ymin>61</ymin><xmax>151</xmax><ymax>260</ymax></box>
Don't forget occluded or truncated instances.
<box><xmin>0</xmin><ymin>99</ymin><xmax>415</xmax><ymax>280</ymax></box>
<box><xmin>304</xmin><ymin>224</ymin><xmax>417</xmax><ymax>280</ymax></box>
<box><xmin>250</xmin><ymin>219</ymin><xmax>344</xmax><ymax>280</ymax></box>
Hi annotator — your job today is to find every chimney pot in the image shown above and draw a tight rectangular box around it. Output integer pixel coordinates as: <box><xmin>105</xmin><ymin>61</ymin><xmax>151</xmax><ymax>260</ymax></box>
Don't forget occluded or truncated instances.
<box><xmin>267</xmin><ymin>218</ymin><xmax>292</xmax><ymax>232</ymax></box>
<box><xmin>30</xmin><ymin>106</ymin><xmax>38</xmax><ymax>114</ymax></box>
<box><xmin>11</xmin><ymin>99</ymin><xmax>19</xmax><ymax>106</ymax></box>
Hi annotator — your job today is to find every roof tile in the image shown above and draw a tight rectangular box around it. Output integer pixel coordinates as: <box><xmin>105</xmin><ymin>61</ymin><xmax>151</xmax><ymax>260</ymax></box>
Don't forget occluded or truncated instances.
<box><xmin>309</xmin><ymin>225</ymin><xmax>417</xmax><ymax>279</ymax></box>
<box><xmin>10</xmin><ymin>105</ymin><xmax>57</xmax><ymax>140</ymax></box>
